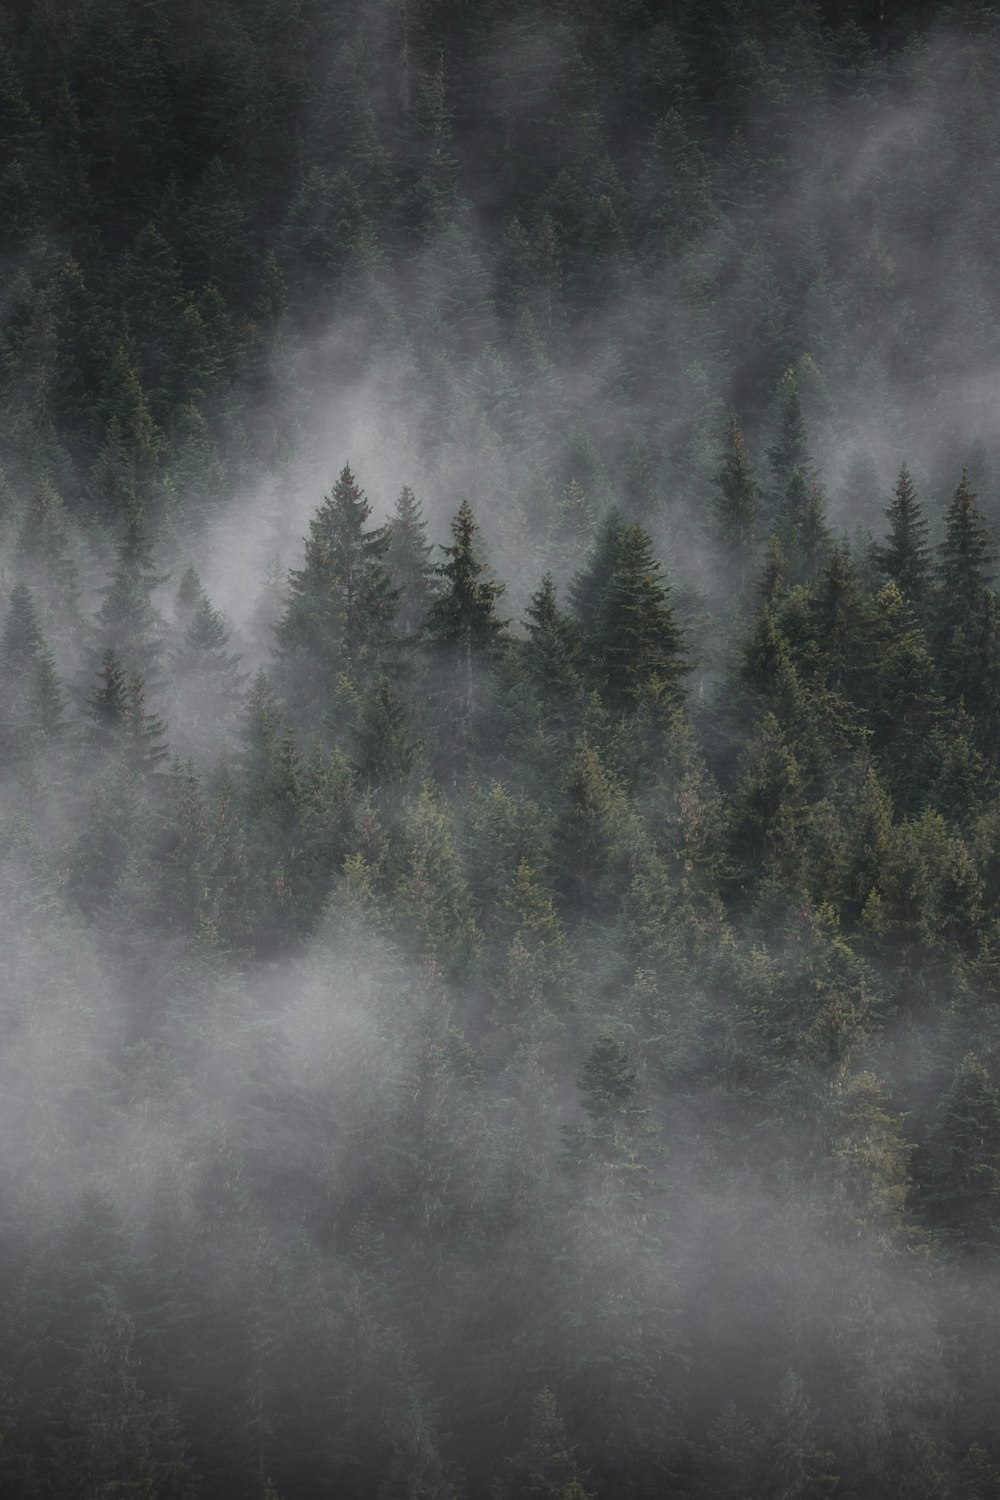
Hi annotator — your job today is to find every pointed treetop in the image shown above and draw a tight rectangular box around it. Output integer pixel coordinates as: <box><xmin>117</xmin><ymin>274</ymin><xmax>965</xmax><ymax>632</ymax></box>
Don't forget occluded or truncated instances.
<box><xmin>873</xmin><ymin>463</ymin><xmax>930</xmax><ymax>604</ymax></box>
<box><xmin>425</xmin><ymin>499</ymin><xmax>508</xmax><ymax>653</ymax></box>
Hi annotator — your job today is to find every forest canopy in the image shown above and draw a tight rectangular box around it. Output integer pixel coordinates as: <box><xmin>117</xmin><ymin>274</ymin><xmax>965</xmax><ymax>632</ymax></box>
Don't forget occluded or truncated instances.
<box><xmin>2</xmin><ymin>2</ymin><xmax>1000</xmax><ymax>1498</ymax></box>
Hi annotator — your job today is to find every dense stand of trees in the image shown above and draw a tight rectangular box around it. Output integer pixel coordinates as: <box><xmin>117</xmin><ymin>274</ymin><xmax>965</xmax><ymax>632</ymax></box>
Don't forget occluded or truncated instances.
<box><xmin>5</xmin><ymin>2</ymin><xmax>1000</xmax><ymax>1498</ymax></box>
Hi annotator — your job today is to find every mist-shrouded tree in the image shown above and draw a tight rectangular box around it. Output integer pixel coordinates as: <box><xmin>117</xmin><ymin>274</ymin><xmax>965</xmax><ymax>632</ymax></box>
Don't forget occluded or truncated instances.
<box><xmin>276</xmin><ymin>464</ymin><xmax>399</xmax><ymax>723</ymax></box>
<box><xmin>522</xmin><ymin>572</ymin><xmax>585</xmax><ymax>730</ymax></box>
<box><xmin>762</xmin><ymin>1370</ymin><xmax>838</xmax><ymax>1500</ymax></box>
<box><xmin>351</xmin><ymin>671</ymin><xmax>420</xmax><ymax>788</ymax></box>
<box><xmin>557</xmin><ymin>1033</ymin><xmax>683</xmax><ymax>1499</ymax></box>
<box><xmin>933</xmin><ymin>468</ymin><xmax>999</xmax><ymax>730</ymax></box>
<box><xmin>767</xmin><ymin>374</ymin><xmax>811</xmax><ymax>506</ymax></box>
<box><xmin>597</xmin><ymin>521</ymin><xmax>689</xmax><ymax>716</ymax></box>
<box><xmin>92</xmin><ymin>501</ymin><xmax>168</xmax><ymax>686</ymax></box>
<box><xmin>387</xmin><ymin>483</ymin><xmax>435</xmax><ymax>639</ymax></box>
<box><xmin>713</xmin><ymin>414</ymin><xmax>760</xmax><ymax>598</ymax></box>
<box><xmin>774</xmin><ymin>469</ymin><xmax>831</xmax><ymax>587</ymax></box>
<box><xmin>569</xmin><ymin>507</ymin><xmax>626</xmax><ymax>645</ymax></box>
<box><xmin>925</xmin><ymin>1054</ymin><xmax>1000</xmax><ymax>1255</ymax></box>
<box><xmin>425</xmin><ymin>498</ymin><xmax>508</xmax><ymax>720</ymax></box>
<box><xmin>873</xmin><ymin>464</ymin><xmax>931</xmax><ymax>608</ymax></box>
<box><xmin>88</xmin><ymin>652</ymin><xmax>169</xmax><ymax>775</ymax></box>
<box><xmin>0</xmin><ymin>582</ymin><xmax>65</xmax><ymax>765</ymax></box>
<box><xmin>167</xmin><ymin>568</ymin><xmax>245</xmax><ymax>759</ymax></box>
<box><xmin>492</xmin><ymin>1386</ymin><xmax>594</xmax><ymax>1500</ymax></box>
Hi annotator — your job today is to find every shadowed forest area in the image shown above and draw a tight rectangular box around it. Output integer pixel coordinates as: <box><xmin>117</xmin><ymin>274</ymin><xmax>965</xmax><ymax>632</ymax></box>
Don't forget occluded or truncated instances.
<box><xmin>5</xmin><ymin>1</ymin><xmax>1000</xmax><ymax>1496</ymax></box>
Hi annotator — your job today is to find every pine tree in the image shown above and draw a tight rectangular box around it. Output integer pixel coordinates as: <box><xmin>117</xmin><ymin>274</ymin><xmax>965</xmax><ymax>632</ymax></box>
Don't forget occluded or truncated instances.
<box><xmin>425</xmin><ymin>499</ymin><xmax>508</xmax><ymax>721</ymax></box>
<box><xmin>596</xmin><ymin>522</ymin><xmax>689</xmax><ymax>715</ymax></box>
<box><xmin>569</xmin><ymin>507</ymin><xmax>626</xmax><ymax>643</ymax></box>
<box><xmin>872</xmin><ymin>464</ymin><xmax>931</xmax><ymax>607</ymax></box>
<box><xmin>774</xmin><ymin>469</ymin><xmax>832</xmax><ymax>587</ymax></box>
<box><xmin>88</xmin><ymin>650</ymin><xmax>168</xmax><ymax>773</ymax></box>
<box><xmin>762</xmin><ymin>1371</ymin><xmax>838</xmax><ymax>1500</ymax></box>
<box><xmin>523</xmin><ymin>573</ymin><xmax>585</xmax><ymax>726</ymax></box>
<box><xmin>926</xmin><ymin>1054</ymin><xmax>1000</xmax><ymax>1255</ymax></box>
<box><xmin>92</xmin><ymin>501</ymin><xmax>167</xmax><ymax>685</ymax></box>
<box><xmin>0</xmin><ymin>583</ymin><xmax>65</xmax><ymax>763</ymax></box>
<box><xmin>713</xmin><ymin>414</ymin><xmax>759</xmax><ymax>596</ymax></box>
<box><xmin>933</xmin><ymin>469</ymin><xmax>999</xmax><ymax>721</ymax></box>
<box><xmin>767</xmin><ymin>374</ymin><xmax>811</xmax><ymax>500</ymax></box>
<box><xmin>386</xmin><ymin>484</ymin><xmax>435</xmax><ymax>638</ymax></box>
<box><xmin>558</xmin><ymin>1033</ymin><xmax>681</xmax><ymax>1498</ymax></box>
<box><xmin>277</xmin><ymin>465</ymin><xmax>398</xmax><ymax>720</ymax></box>
<box><xmin>168</xmin><ymin>573</ymin><xmax>245</xmax><ymax>759</ymax></box>
<box><xmin>352</xmin><ymin>673</ymin><xmax>419</xmax><ymax>788</ymax></box>
<box><xmin>492</xmin><ymin>1387</ymin><xmax>594</xmax><ymax>1500</ymax></box>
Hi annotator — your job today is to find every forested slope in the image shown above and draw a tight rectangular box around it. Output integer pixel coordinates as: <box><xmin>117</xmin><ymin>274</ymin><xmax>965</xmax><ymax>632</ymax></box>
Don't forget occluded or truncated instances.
<box><xmin>3</xmin><ymin>2</ymin><xmax>1000</xmax><ymax>1497</ymax></box>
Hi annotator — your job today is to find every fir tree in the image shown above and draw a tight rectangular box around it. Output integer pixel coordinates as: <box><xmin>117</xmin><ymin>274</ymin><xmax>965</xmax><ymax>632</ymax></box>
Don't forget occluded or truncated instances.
<box><xmin>277</xmin><ymin>465</ymin><xmax>398</xmax><ymax>720</ymax></box>
<box><xmin>713</xmin><ymin>414</ymin><xmax>759</xmax><ymax>596</ymax></box>
<box><xmin>352</xmin><ymin>673</ymin><xmax>420</xmax><ymax>788</ymax></box>
<box><xmin>425</xmin><ymin>499</ymin><xmax>508</xmax><ymax>721</ymax></box>
<box><xmin>873</xmin><ymin>464</ymin><xmax>931</xmax><ymax>607</ymax></box>
<box><xmin>523</xmin><ymin>573</ymin><xmax>585</xmax><ymax>726</ymax></box>
<box><xmin>492</xmin><ymin>1387</ymin><xmax>594</xmax><ymax>1500</ymax></box>
<box><xmin>386</xmin><ymin>484</ymin><xmax>435</xmax><ymax>638</ymax></box>
<box><xmin>774</xmin><ymin>469</ymin><xmax>831</xmax><ymax>587</ymax></box>
<box><xmin>597</xmin><ymin>521</ymin><xmax>689</xmax><ymax>715</ymax></box>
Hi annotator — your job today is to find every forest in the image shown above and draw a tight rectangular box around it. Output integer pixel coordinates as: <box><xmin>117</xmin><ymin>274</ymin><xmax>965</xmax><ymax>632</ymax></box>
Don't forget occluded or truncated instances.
<box><xmin>4</xmin><ymin>0</ymin><xmax>1000</xmax><ymax>1496</ymax></box>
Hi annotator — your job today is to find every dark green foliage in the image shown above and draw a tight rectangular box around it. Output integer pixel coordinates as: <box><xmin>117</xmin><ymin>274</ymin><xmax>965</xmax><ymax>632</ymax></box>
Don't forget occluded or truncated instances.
<box><xmin>387</xmin><ymin>484</ymin><xmax>436</xmax><ymax>639</ymax></box>
<box><xmin>713</xmin><ymin>415</ymin><xmax>759</xmax><ymax>595</ymax></box>
<box><xmin>276</xmin><ymin>465</ymin><xmax>398</xmax><ymax>726</ymax></box>
<box><xmin>8</xmin><ymin>7</ymin><xmax>1000</xmax><ymax>1500</ymax></box>
<box><xmin>426</xmin><ymin>499</ymin><xmax>508</xmax><ymax>656</ymax></box>
<box><xmin>873</xmin><ymin>465</ymin><xmax>931</xmax><ymax>607</ymax></box>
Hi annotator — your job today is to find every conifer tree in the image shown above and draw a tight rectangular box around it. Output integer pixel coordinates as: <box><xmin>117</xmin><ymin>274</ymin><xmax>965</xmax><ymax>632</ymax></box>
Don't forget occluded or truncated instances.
<box><xmin>277</xmin><ymin>465</ymin><xmax>398</xmax><ymax>722</ymax></box>
<box><xmin>774</xmin><ymin>469</ymin><xmax>832</xmax><ymax>586</ymax></box>
<box><xmin>569</xmin><ymin>507</ymin><xmax>626</xmax><ymax>642</ymax></box>
<box><xmin>425</xmin><ymin>499</ymin><xmax>508</xmax><ymax>721</ymax></box>
<box><xmin>492</xmin><ymin>1387</ymin><xmax>594</xmax><ymax>1500</ymax></box>
<box><xmin>933</xmin><ymin>469</ymin><xmax>999</xmax><ymax>723</ymax></box>
<box><xmin>597</xmin><ymin>521</ymin><xmax>689</xmax><ymax>715</ymax></box>
<box><xmin>352</xmin><ymin>673</ymin><xmax>419</xmax><ymax>788</ymax></box>
<box><xmin>523</xmin><ymin>573</ymin><xmax>585</xmax><ymax>727</ymax></box>
<box><xmin>386</xmin><ymin>484</ymin><xmax>435</xmax><ymax>638</ymax></box>
<box><xmin>767</xmin><ymin>375</ymin><xmax>811</xmax><ymax>499</ymax></box>
<box><xmin>0</xmin><ymin>582</ymin><xmax>65</xmax><ymax>763</ymax></box>
<box><xmin>873</xmin><ymin>464</ymin><xmax>931</xmax><ymax>607</ymax></box>
<box><xmin>92</xmin><ymin>501</ymin><xmax>167</xmax><ymax>685</ymax></box>
<box><xmin>927</xmin><ymin>1054</ymin><xmax>1000</xmax><ymax>1254</ymax></box>
<box><xmin>713</xmin><ymin>414</ymin><xmax>759</xmax><ymax>595</ymax></box>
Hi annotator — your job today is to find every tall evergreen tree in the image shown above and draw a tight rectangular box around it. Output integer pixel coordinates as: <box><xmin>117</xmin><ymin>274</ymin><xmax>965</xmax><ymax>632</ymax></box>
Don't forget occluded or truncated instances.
<box><xmin>596</xmin><ymin>522</ymin><xmax>689</xmax><ymax>715</ymax></box>
<box><xmin>873</xmin><ymin>463</ymin><xmax>931</xmax><ymax>607</ymax></box>
<box><xmin>386</xmin><ymin>483</ymin><xmax>435</xmax><ymax>638</ymax></box>
<box><xmin>276</xmin><ymin>465</ymin><xmax>398</xmax><ymax>722</ymax></box>
<box><xmin>425</xmin><ymin>499</ymin><xmax>508</xmax><ymax>718</ymax></box>
<box><xmin>713</xmin><ymin>414</ymin><xmax>759</xmax><ymax>597</ymax></box>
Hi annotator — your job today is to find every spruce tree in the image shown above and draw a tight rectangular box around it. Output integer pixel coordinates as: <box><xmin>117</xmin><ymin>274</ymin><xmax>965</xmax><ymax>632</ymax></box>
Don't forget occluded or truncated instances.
<box><xmin>92</xmin><ymin>501</ymin><xmax>167</xmax><ymax>685</ymax></box>
<box><xmin>767</xmin><ymin>375</ymin><xmax>811</xmax><ymax>499</ymax></box>
<box><xmin>933</xmin><ymin>468</ymin><xmax>999</xmax><ymax>722</ymax></box>
<box><xmin>492</xmin><ymin>1387</ymin><xmax>594</xmax><ymax>1500</ymax></box>
<box><xmin>386</xmin><ymin>484</ymin><xmax>435</xmax><ymax>638</ymax></box>
<box><xmin>597</xmin><ymin>523</ymin><xmax>688</xmax><ymax>715</ymax></box>
<box><xmin>523</xmin><ymin>573</ymin><xmax>585</xmax><ymax>726</ymax></box>
<box><xmin>927</xmin><ymin>1054</ymin><xmax>1000</xmax><ymax>1255</ymax></box>
<box><xmin>713</xmin><ymin>414</ymin><xmax>759</xmax><ymax>596</ymax></box>
<box><xmin>0</xmin><ymin>582</ymin><xmax>65</xmax><ymax>764</ymax></box>
<box><xmin>276</xmin><ymin>465</ymin><xmax>398</xmax><ymax>721</ymax></box>
<box><xmin>873</xmin><ymin>463</ymin><xmax>931</xmax><ymax>607</ymax></box>
<box><xmin>774</xmin><ymin>469</ymin><xmax>831</xmax><ymax>587</ymax></box>
<box><xmin>425</xmin><ymin>499</ymin><xmax>508</xmax><ymax>719</ymax></box>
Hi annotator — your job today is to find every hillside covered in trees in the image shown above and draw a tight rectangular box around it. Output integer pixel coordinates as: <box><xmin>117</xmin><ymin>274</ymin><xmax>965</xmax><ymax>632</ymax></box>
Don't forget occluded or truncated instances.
<box><xmin>5</xmin><ymin>1</ymin><xmax>1000</xmax><ymax>1496</ymax></box>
